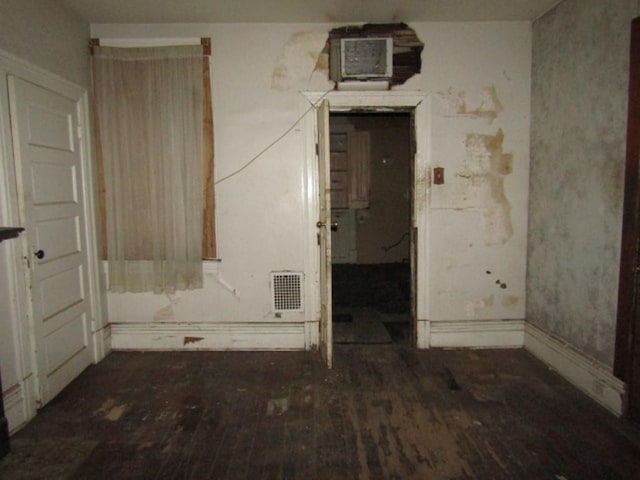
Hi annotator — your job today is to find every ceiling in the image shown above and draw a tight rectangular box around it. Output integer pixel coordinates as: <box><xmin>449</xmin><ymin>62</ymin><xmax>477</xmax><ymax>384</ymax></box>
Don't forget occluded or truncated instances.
<box><xmin>59</xmin><ymin>0</ymin><xmax>563</xmax><ymax>24</ymax></box>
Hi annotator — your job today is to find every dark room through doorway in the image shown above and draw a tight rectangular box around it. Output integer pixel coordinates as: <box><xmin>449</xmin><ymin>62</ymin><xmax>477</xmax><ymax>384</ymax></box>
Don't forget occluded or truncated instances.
<box><xmin>329</xmin><ymin>112</ymin><xmax>413</xmax><ymax>345</ymax></box>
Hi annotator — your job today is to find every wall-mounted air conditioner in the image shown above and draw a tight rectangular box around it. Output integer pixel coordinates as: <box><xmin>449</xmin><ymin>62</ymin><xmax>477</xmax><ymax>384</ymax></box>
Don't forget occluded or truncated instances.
<box><xmin>330</xmin><ymin>37</ymin><xmax>393</xmax><ymax>83</ymax></box>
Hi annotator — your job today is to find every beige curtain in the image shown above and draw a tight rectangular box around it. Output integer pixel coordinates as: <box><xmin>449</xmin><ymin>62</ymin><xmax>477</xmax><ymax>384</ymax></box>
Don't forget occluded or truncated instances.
<box><xmin>92</xmin><ymin>45</ymin><xmax>204</xmax><ymax>293</ymax></box>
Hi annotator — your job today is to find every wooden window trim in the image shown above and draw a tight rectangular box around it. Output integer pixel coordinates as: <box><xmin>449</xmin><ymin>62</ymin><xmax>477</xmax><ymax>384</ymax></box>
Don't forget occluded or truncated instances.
<box><xmin>202</xmin><ymin>39</ymin><xmax>216</xmax><ymax>259</ymax></box>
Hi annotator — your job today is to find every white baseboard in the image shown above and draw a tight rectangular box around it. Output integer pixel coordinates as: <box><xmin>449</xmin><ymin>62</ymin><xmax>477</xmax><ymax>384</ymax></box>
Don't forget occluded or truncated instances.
<box><xmin>416</xmin><ymin>320</ymin><xmax>431</xmax><ymax>349</ymax></box>
<box><xmin>305</xmin><ymin>320</ymin><xmax>319</xmax><ymax>350</ymax></box>
<box><xmin>110</xmin><ymin>322</ymin><xmax>307</xmax><ymax>351</ymax></box>
<box><xmin>428</xmin><ymin>319</ymin><xmax>525</xmax><ymax>348</ymax></box>
<box><xmin>4</xmin><ymin>383</ymin><xmax>26</xmax><ymax>434</ymax></box>
<box><xmin>3</xmin><ymin>375</ymin><xmax>37</xmax><ymax>434</ymax></box>
<box><xmin>92</xmin><ymin>324</ymin><xmax>112</xmax><ymax>362</ymax></box>
<box><xmin>524</xmin><ymin>322</ymin><xmax>624</xmax><ymax>416</ymax></box>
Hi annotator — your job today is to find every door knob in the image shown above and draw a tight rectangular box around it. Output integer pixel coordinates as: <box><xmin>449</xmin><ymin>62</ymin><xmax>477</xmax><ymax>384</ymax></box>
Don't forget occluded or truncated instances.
<box><xmin>34</xmin><ymin>249</ymin><xmax>45</xmax><ymax>259</ymax></box>
<box><xmin>316</xmin><ymin>221</ymin><xmax>339</xmax><ymax>231</ymax></box>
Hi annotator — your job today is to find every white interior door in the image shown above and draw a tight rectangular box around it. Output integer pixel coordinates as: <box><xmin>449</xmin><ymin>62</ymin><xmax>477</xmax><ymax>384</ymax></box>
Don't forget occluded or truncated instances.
<box><xmin>9</xmin><ymin>75</ymin><xmax>94</xmax><ymax>405</ymax></box>
<box><xmin>317</xmin><ymin>100</ymin><xmax>333</xmax><ymax>368</ymax></box>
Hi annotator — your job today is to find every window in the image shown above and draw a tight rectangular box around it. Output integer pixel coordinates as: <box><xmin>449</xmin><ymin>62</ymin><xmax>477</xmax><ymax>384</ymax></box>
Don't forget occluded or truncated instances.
<box><xmin>91</xmin><ymin>39</ymin><xmax>215</xmax><ymax>293</ymax></box>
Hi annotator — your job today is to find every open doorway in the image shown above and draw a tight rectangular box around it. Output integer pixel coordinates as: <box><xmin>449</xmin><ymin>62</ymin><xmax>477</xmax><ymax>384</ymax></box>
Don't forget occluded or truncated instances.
<box><xmin>329</xmin><ymin>112</ymin><xmax>414</xmax><ymax>345</ymax></box>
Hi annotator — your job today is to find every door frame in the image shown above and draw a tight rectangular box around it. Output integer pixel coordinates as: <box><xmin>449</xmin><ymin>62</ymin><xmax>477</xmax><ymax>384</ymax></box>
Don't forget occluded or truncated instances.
<box><xmin>615</xmin><ymin>17</ymin><xmax>640</xmax><ymax>421</ymax></box>
<box><xmin>0</xmin><ymin>48</ymin><xmax>107</xmax><ymax>423</ymax></box>
<box><xmin>302</xmin><ymin>91</ymin><xmax>430</xmax><ymax>350</ymax></box>
<box><xmin>315</xmin><ymin>99</ymin><xmax>333</xmax><ymax>367</ymax></box>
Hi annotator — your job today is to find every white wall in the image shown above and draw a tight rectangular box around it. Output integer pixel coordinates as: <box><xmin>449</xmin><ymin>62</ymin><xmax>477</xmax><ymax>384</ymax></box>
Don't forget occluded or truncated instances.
<box><xmin>92</xmin><ymin>21</ymin><xmax>532</xmax><ymax>349</ymax></box>
<box><xmin>0</xmin><ymin>0</ymin><xmax>90</xmax><ymax>87</ymax></box>
<box><xmin>423</xmin><ymin>23</ymin><xmax>531</xmax><ymax>323</ymax></box>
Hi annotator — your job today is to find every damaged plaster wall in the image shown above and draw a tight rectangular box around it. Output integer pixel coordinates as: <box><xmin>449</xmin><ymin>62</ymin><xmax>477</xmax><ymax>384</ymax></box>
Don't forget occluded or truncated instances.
<box><xmin>528</xmin><ymin>0</ymin><xmax>639</xmax><ymax>366</ymax></box>
<box><xmin>93</xmin><ymin>21</ymin><xmax>531</xmax><ymax>347</ymax></box>
<box><xmin>97</xmin><ymin>23</ymin><xmax>336</xmax><ymax>337</ymax></box>
<box><xmin>271</xmin><ymin>31</ymin><xmax>329</xmax><ymax>91</ymax></box>
<box><xmin>425</xmin><ymin>22</ymin><xmax>531</xmax><ymax>322</ymax></box>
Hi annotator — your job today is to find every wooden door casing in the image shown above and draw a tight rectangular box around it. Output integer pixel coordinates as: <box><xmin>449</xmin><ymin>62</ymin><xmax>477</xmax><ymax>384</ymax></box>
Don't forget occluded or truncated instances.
<box><xmin>615</xmin><ymin>16</ymin><xmax>640</xmax><ymax>422</ymax></box>
<box><xmin>317</xmin><ymin>100</ymin><xmax>333</xmax><ymax>369</ymax></box>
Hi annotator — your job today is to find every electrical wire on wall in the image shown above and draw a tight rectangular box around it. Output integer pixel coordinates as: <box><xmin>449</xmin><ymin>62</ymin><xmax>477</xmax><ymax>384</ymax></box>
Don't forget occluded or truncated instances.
<box><xmin>214</xmin><ymin>89</ymin><xmax>333</xmax><ymax>186</ymax></box>
<box><xmin>381</xmin><ymin>232</ymin><xmax>410</xmax><ymax>252</ymax></box>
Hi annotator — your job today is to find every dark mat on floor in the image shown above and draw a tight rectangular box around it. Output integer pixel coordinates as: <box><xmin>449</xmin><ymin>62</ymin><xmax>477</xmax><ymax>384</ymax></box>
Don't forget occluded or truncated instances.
<box><xmin>383</xmin><ymin>321</ymin><xmax>411</xmax><ymax>343</ymax></box>
<box><xmin>332</xmin><ymin>263</ymin><xmax>411</xmax><ymax>314</ymax></box>
<box><xmin>334</xmin><ymin>308</ymin><xmax>392</xmax><ymax>344</ymax></box>
<box><xmin>333</xmin><ymin>313</ymin><xmax>353</xmax><ymax>323</ymax></box>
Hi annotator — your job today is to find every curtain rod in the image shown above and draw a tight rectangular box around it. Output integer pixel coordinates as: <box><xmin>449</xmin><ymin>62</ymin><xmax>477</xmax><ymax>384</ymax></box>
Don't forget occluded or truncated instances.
<box><xmin>90</xmin><ymin>37</ymin><xmax>211</xmax><ymax>55</ymax></box>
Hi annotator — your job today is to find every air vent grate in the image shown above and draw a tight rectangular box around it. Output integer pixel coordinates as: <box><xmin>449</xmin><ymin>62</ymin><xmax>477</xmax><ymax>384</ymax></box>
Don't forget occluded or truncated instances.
<box><xmin>271</xmin><ymin>272</ymin><xmax>304</xmax><ymax>313</ymax></box>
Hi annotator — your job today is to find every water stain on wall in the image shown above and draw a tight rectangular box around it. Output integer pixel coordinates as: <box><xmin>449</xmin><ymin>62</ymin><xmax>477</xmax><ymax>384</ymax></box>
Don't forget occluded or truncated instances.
<box><xmin>153</xmin><ymin>294</ymin><xmax>181</xmax><ymax>321</ymax></box>
<box><xmin>153</xmin><ymin>304</ymin><xmax>174</xmax><ymax>321</ymax></box>
<box><xmin>465</xmin><ymin>294</ymin><xmax>495</xmax><ymax>316</ymax></box>
<box><xmin>415</xmin><ymin>165</ymin><xmax>430</xmax><ymax>212</ymax></box>
<box><xmin>439</xmin><ymin>86</ymin><xmax>503</xmax><ymax>123</ymax></box>
<box><xmin>502</xmin><ymin>295</ymin><xmax>519</xmax><ymax>307</ymax></box>
<box><xmin>272</xmin><ymin>31</ymin><xmax>329</xmax><ymax>91</ymax></box>
<box><xmin>460</xmin><ymin>129</ymin><xmax>514</xmax><ymax>245</ymax></box>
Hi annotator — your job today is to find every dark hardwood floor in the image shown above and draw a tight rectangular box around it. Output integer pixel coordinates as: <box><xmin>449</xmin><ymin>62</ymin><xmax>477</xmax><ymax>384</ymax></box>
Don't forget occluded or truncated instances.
<box><xmin>1</xmin><ymin>346</ymin><xmax>640</xmax><ymax>479</ymax></box>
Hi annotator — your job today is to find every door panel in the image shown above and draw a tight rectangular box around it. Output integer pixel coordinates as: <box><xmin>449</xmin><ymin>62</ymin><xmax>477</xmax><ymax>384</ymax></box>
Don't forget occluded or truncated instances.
<box><xmin>25</xmin><ymin>104</ymin><xmax>74</xmax><ymax>151</ymax></box>
<box><xmin>317</xmin><ymin>100</ymin><xmax>333</xmax><ymax>368</ymax></box>
<box><xmin>37</xmin><ymin>266</ymin><xmax>84</xmax><ymax>321</ymax></box>
<box><xmin>31</xmin><ymin>163</ymin><xmax>77</xmax><ymax>204</ymax></box>
<box><xmin>9</xmin><ymin>76</ymin><xmax>93</xmax><ymax>405</ymax></box>
<box><xmin>39</xmin><ymin>301</ymin><xmax>86</xmax><ymax>343</ymax></box>
<box><xmin>45</xmin><ymin>314</ymin><xmax>87</xmax><ymax>370</ymax></box>
<box><xmin>35</xmin><ymin>217</ymin><xmax>81</xmax><ymax>260</ymax></box>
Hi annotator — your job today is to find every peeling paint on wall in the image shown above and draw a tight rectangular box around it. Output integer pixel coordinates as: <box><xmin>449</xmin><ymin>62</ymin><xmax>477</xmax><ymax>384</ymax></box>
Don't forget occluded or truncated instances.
<box><xmin>271</xmin><ymin>31</ymin><xmax>328</xmax><ymax>91</ymax></box>
<box><xmin>153</xmin><ymin>295</ymin><xmax>181</xmax><ymax>321</ymax></box>
<box><xmin>438</xmin><ymin>86</ymin><xmax>503</xmax><ymax>123</ymax></box>
<box><xmin>90</xmin><ymin>22</ymin><xmax>532</xmax><ymax>344</ymax></box>
<box><xmin>153</xmin><ymin>304</ymin><xmax>174</xmax><ymax>321</ymax></box>
<box><xmin>415</xmin><ymin>166</ymin><xmax>430</xmax><ymax>211</ymax></box>
<box><xmin>459</xmin><ymin>129</ymin><xmax>514</xmax><ymax>245</ymax></box>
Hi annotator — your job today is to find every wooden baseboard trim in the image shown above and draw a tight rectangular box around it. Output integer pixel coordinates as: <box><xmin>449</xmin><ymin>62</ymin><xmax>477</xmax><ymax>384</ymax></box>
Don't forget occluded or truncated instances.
<box><xmin>524</xmin><ymin>322</ymin><xmax>624</xmax><ymax>416</ymax></box>
<box><xmin>110</xmin><ymin>322</ymin><xmax>307</xmax><ymax>351</ymax></box>
<box><xmin>427</xmin><ymin>319</ymin><xmax>525</xmax><ymax>348</ymax></box>
<box><xmin>92</xmin><ymin>324</ymin><xmax>112</xmax><ymax>362</ymax></box>
<box><xmin>3</xmin><ymin>376</ymin><xmax>36</xmax><ymax>434</ymax></box>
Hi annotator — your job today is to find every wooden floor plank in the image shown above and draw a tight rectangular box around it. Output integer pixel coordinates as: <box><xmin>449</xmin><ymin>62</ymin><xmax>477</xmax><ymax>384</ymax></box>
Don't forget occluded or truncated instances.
<box><xmin>1</xmin><ymin>346</ymin><xmax>640</xmax><ymax>480</ymax></box>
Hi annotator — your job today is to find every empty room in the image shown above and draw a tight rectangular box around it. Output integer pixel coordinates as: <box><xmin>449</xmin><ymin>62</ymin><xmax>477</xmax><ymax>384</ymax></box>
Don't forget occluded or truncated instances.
<box><xmin>1</xmin><ymin>0</ymin><xmax>640</xmax><ymax>478</ymax></box>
